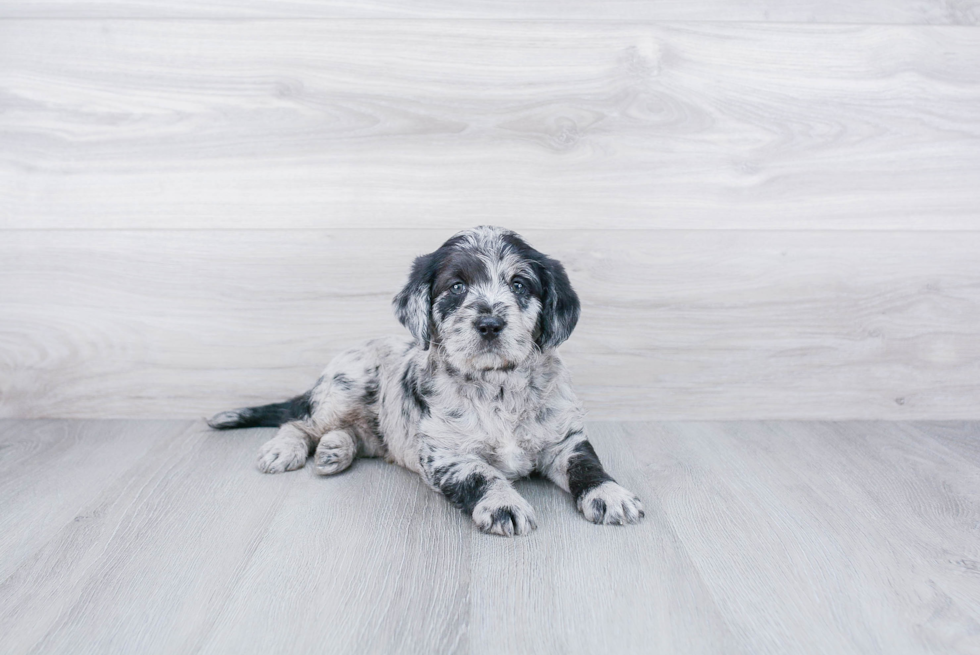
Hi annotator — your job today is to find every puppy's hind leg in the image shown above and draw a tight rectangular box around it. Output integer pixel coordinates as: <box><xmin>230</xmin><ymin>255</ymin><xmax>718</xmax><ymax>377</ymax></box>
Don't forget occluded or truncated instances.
<box><xmin>256</xmin><ymin>420</ymin><xmax>319</xmax><ymax>474</ymax></box>
<box><xmin>306</xmin><ymin>346</ymin><xmax>387</xmax><ymax>475</ymax></box>
<box><xmin>313</xmin><ymin>429</ymin><xmax>358</xmax><ymax>475</ymax></box>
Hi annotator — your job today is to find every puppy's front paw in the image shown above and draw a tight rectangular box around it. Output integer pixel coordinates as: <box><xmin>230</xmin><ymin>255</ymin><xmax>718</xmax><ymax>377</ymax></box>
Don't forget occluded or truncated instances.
<box><xmin>472</xmin><ymin>489</ymin><xmax>538</xmax><ymax>537</ymax></box>
<box><xmin>578</xmin><ymin>482</ymin><xmax>645</xmax><ymax>525</ymax></box>
<box><xmin>256</xmin><ymin>438</ymin><xmax>308</xmax><ymax>474</ymax></box>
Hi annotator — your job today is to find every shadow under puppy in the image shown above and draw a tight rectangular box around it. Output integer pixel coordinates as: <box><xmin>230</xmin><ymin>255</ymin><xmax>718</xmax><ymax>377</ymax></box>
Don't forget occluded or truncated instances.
<box><xmin>209</xmin><ymin>226</ymin><xmax>643</xmax><ymax>536</ymax></box>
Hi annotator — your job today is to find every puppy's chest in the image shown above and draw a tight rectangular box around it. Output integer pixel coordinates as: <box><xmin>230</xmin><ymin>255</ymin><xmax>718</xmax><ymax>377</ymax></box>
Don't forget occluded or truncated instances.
<box><xmin>462</xmin><ymin>393</ymin><xmax>550</xmax><ymax>478</ymax></box>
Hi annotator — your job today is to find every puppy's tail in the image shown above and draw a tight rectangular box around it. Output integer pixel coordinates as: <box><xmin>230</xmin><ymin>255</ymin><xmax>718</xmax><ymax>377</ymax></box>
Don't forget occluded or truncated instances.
<box><xmin>207</xmin><ymin>393</ymin><xmax>312</xmax><ymax>430</ymax></box>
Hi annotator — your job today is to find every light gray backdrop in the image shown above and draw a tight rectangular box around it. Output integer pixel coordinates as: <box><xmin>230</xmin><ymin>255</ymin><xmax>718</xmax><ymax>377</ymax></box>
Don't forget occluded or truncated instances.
<box><xmin>2</xmin><ymin>4</ymin><xmax>979</xmax><ymax>420</ymax></box>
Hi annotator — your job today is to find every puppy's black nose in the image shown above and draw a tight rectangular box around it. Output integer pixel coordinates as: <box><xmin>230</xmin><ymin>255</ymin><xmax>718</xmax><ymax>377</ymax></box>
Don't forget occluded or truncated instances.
<box><xmin>475</xmin><ymin>316</ymin><xmax>506</xmax><ymax>340</ymax></box>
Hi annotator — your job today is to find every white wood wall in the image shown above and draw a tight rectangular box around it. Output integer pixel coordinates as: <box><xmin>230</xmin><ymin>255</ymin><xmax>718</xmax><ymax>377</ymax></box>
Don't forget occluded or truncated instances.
<box><xmin>2</xmin><ymin>3</ymin><xmax>979</xmax><ymax>420</ymax></box>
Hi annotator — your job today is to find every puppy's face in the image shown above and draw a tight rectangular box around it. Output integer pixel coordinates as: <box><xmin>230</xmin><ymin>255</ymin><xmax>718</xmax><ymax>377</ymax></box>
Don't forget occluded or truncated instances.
<box><xmin>429</xmin><ymin>237</ymin><xmax>542</xmax><ymax>372</ymax></box>
<box><xmin>394</xmin><ymin>227</ymin><xmax>580</xmax><ymax>372</ymax></box>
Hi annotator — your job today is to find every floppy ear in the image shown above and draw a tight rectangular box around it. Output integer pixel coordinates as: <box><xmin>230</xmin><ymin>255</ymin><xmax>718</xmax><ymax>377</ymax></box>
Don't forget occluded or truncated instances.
<box><xmin>536</xmin><ymin>256</ymin><xmax>580</xmax><ymax>349</ymax></box>
<box><xmin>393</xmin><ymin>252</ymin><xmax>437</xmax><ymax>350</ymax></box>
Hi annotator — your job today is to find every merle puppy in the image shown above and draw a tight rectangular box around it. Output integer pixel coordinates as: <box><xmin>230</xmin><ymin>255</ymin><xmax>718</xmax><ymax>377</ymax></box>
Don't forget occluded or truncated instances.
<box><xmin>209</xmin><ymin>226</ymin><xmax>643</xmax><ymax>536</ymax></box>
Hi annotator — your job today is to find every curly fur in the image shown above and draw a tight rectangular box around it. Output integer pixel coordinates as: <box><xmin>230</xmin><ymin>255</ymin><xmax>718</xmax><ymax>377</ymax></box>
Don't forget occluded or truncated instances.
<box><xmin>209</xmin><ymin>226</ymin><xmax>643</xmax><ymax>536</ymax></box>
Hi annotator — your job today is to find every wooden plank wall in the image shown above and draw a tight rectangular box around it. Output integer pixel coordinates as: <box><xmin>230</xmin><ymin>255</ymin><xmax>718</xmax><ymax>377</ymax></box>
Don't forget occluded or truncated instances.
<box><xmin>1</xmin><ymin>3</ymin><xmax>979</xmax><ymax>420</ymax></box>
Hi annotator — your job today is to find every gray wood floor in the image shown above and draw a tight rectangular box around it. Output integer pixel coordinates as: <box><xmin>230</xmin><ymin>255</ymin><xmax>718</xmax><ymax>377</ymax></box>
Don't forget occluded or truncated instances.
<box><xmin>2</xmin><ymin>420</ymin><xmax>978</xmax><ymax>654</ymax></box>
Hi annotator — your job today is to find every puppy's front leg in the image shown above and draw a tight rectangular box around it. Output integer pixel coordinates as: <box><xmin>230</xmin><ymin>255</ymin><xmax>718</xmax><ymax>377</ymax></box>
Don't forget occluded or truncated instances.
<box><xmin>423</xmin><ymin>454</ymin><xmax>537</xmax><ymax>536</ymax></box>
<box><xmin>540</xmin><ymin>431</ymin><xmax>644</xmax><ymax>525</ymax></box>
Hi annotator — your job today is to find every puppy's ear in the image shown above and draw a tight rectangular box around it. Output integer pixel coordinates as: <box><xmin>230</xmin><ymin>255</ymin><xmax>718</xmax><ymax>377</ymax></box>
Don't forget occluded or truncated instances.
<box><xmin>393</xmin><ymin>251</ymin><xmax>437</xmax><ymax>350</ymax></box>
<box><xmin>536</xmin><ymin>256</ymin><xmax>580</xmax><ymax>349</ymax></box>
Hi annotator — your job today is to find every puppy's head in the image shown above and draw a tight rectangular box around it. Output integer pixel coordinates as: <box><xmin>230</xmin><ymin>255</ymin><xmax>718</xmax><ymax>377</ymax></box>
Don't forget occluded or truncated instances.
<box><xmin>393</xmin><ymin>226</ymin><xmax>580</xmax><ymax>371</ymax></box>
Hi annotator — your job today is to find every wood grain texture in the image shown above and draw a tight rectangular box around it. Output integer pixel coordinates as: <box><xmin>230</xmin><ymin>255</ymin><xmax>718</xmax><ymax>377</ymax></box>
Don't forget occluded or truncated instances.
<box><xmin>3</xmin><ymin>21</ymin><xmax>980</xmax><ymax>230</ymax></box>
<box><xmin>3</xmin><ymin>229</ymin><xmax>979</xmax><ymax>421</ymax></box>
<box><xmin>2</xmin><ymin>419</ymin><xmax>979</xmax><ymax>654</ymax></box>
<box><xmin>909</xmin><ymin>421</ymin><xmax>980</xmax><ymax>466</ymax></box>
<box><xmin>0</xmin><ymin>0</ymin><xmax>977</xmax><ymax>22</ymax></box>
<box><xmin>625</xmin><ymin>421</ymin><xmax>980</xmax><ymax>654</ymax></box>
<box><xmin>466</xmin><ymin>424</ymin><xmax>742</xmax><ymax>654</ymax></box>
<box><xmin>0</xmin><ymin>420</ymin><xmax>182</xmax><ymax>582</ymax></box>
<box><xmin>195</xmin><ymin>448</ymin><xmax>470</xmax><ymax>655</ymax></box>
<box><xmin>1</xmin><ymin>423</ymin><xmax>468</xmax><ymax>655</ymax></box>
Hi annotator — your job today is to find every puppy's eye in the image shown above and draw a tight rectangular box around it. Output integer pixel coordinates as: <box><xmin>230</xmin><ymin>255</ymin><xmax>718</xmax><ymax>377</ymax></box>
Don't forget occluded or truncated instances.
<box><xmin>511</xmin><ymin>279</ymin><xmax>527</xmax><ymax>295</ymax></box>
<box><xmin>450</xmin><ymin>282</ymin><xmax>467</xmax><ymax>295</ymax></box>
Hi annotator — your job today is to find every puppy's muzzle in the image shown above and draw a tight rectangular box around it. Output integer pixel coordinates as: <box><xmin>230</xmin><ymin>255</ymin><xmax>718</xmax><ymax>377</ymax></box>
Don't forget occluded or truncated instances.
<box><xmin>475</xmin><ymin>315</ymin><xmax>506</xmax><ymax>341</ymax></box>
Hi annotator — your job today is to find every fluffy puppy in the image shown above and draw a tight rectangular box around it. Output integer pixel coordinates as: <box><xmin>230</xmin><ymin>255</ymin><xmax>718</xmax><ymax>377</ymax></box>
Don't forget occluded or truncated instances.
<box><xmin>209</xmin><ymin>226</ymin><xmax>643</xmax><ymax>536</ymax></box>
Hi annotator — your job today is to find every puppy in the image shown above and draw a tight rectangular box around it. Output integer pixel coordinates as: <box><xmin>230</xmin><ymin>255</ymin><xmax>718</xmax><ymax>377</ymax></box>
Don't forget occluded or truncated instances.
<box><xmin>209</xmin><ymin>226</ymin><xmax>643</xmax><ymax>536</ymax></box>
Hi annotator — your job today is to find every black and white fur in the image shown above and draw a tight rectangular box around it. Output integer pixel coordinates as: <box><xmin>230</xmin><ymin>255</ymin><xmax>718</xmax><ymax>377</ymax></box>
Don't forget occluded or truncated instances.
<box><xmin>209</xmin><ymin>226</ymin><xmax>643</xmax><ymax>536</ymax></box>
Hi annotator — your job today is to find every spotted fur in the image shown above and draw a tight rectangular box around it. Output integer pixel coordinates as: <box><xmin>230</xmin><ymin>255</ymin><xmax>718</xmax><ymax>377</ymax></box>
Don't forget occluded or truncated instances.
<box><xmin>209</xmin><ymin>226</ymin><xmax>643</xmax><ymax>536</ymax></box>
